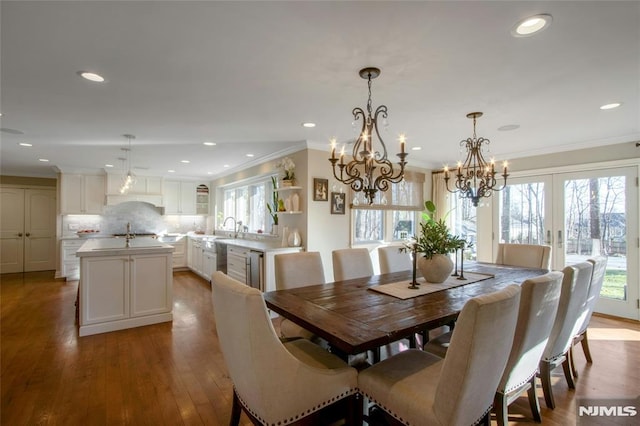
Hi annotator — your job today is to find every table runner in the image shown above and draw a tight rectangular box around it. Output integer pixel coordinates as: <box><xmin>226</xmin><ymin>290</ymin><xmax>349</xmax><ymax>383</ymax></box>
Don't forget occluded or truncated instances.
<box><xmin>369</xmin><ymin>271</ymin><xmax>494</xmax><ymax>299</ymax></box>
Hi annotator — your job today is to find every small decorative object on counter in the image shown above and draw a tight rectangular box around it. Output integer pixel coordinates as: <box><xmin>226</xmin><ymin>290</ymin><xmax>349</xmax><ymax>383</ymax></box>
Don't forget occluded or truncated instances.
<box><xmin>287</xmin><ymin>228</ymin><xmax>301</xmax><ymax>247</ymax></box>
<box><xmin>281</xmin><ymin>226</ymin><xmax>289</xmax><ymax>247</ymax></box>
<box><xmin>292</xmin><ymin>193</ymin><xmax>300</xmax><ymax>211</ymax></box>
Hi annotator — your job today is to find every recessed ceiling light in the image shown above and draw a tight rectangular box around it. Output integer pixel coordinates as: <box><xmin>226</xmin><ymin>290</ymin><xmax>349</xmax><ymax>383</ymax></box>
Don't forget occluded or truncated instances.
<box><xmin>600</xmin><ymin>102</ymin><xmax>622</xmax><ymax>110</ymax></box>
<box><xmin>411</xmin><ymin>146</ymin><xmax>422</xmax><ymax>151</ymax></box>
<box><xmin>18</xmin><ymin>142</ymin><xmax>33</xmax><ymax>147</ymax></box>
<box><xmin>223</xmin><ymin>164</ymin><xmax>230</xmax><ymax>168</ymax></box>
<box><xmin>0</xmin><ymin>113</ymin><xmax>3</xmax><ymax>117</ymax></box>
<box><xmin>246</xmin><ymin>153</ymin><xmax>254</xmax><ymax>158</ymax></box>
<box><xmin>181</xmin><ymin>160</ymin><xmax>190</xmax><ymax>164</ymax></box>
<box><xmin>207</xmin><ymin>171</ymin><xmax>213</xmax><ymax>175</ymax></box>
<box><xmin>203</xmin><ymin>141</ymin><xmax>216</xmax><ymax>146</ymax></box>
<box><xmin>168</xmin><ymin>169</ymin><xmax>175</xmax><ymax>173</ymax></box>
<box><xmin>77</xmin><ymin>71</ymin><xmax>105</xmax><ymax>82</ymax></box>
<box><xmin>512</xmin><ymin>14</ymin><xmax>552</xmax><ymax>37</ymax></box>
<box><xmin>302</xmin><ymin>122</ymin><xmax>316</xmax><ymax>128</ymax></box>
<box><xmin>105</xmin><ymin>164</ymin><xmax>114</xmax><ymax>168</ymax></box>
<box><xmin>498</xmin><ymin>124</ymin><xmax>520</xmax><ymax>131</ymax></box>
<box><xmin>38</xmin><ymin>158</ymin><xmax>49</xmax><ymax>162</ymax></box>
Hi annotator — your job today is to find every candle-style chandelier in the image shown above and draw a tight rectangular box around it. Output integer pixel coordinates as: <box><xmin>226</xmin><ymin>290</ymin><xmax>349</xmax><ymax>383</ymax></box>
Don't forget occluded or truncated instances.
<box><xmin>329</xmin><ymin>67</ymin><xmax>408</xmax><ymax>205</ymax></box>
<box><xmin>444</xmin><ymin>112</ymin><xmax>509</xmax><ymax>207</ymax></box>
<box><xmin>119</xmin><ymin>134</ymin><xmax>136</xmax><ymax>194</ymax></box>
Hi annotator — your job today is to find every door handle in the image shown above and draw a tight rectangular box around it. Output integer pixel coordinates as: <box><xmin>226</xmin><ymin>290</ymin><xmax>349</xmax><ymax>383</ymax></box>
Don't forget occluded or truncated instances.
<box><xmin>546</xmin><ymin>230</ymin><xmax>552</xmax><ymax>245</ymax></box>
<box><xmin>17</xmin><ymin>233</ymin><xmax>23</xmax><ymax>237</ymax></box>
<box><xmin>557</xmin><ymin>230</ymin><xmax>563</xmax><ymax>248</ymax></box>
<box><xmin>25</xmin><ymin>233</ymin><xmax>31</xmax><ymax>237</ymax></box>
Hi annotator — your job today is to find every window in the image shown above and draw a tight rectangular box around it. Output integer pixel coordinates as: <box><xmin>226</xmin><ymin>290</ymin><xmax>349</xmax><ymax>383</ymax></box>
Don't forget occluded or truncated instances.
<box><xmin>352</xmin><ymin>173</ymin><xmax>425</xmax><ymax>244</ymax></box>
<box><xmin>450</xmin><ymin>195</ymin><xmax>477</xmax><ymax>260</ymax></box>
<box><xmin>222</xmin><ymin>177</ymin><xmax>271</xmax><ymax>233</ymax></box>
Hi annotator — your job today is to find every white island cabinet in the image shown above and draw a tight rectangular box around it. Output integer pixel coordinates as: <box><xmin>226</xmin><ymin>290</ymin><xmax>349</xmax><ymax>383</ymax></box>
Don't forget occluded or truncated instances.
<box><xmin>76</xmin><ymin>238</ymin><xmax>174</xmax><ymax>337</ymax></box>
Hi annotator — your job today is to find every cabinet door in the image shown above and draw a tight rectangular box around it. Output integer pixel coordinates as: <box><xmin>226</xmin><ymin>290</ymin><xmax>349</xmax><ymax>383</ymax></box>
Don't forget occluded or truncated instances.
<box><xmin>60</xmin><ymin>174</ymin><xmax>83</xmax><ymax>214</ymax></box>
<box><xmin>84</xmin><ymin>175</ymin><xmax>105</xmax><ymax>213</ymax></box>
<box><xmin>130</xmin><ymin>254</ymin><xmax>172</xmax><ymax>317</ymax></box>
<box><xmin>202</xmin><ymin>251</ymin><xmax>216</xmax><ymax>280</ymax></box>
<box><xmin>163</xmin><ymin>181</ymin><xmax>181</xmax><ymax>214</ymax></box>
<box><xmin>81</xmin><ymin>256</ymin><xmax>129</xmax><ymax>325</ymax></box>
<box><xmin>179</xmin><ymin>182</ymin><xmax>197</xmax><ymax>215</ymax></box>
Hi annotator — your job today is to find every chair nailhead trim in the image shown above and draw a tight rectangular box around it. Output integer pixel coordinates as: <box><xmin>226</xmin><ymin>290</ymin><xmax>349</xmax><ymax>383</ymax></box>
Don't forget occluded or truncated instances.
<box><xmin>234</xmin><ymin>387</ymin><xmax>355</xmax><ymax>425</ymax></box>
<box><xmin>505</xmin><ymin>371</ymin><xmax>536</xmax><ymax>394</ymax></box>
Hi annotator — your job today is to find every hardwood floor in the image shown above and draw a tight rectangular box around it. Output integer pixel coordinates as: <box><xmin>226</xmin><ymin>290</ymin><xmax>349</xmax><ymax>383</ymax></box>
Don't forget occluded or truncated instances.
<box><xmin>1</xmin><ymin>271</ymin><xmax>638</xmax><ymax>425</ymax></box>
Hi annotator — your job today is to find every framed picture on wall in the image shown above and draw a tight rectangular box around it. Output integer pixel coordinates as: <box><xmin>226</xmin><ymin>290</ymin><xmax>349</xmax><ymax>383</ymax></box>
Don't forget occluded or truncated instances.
<box><xmin>330</xmin><ymin>192</ymin><xmax>346</xmax><ymax>214</ymax></box>
<box><xmin>313</xmin><ymin>178</ymin><xmax>328</xmax><ymax>201</ymax></box>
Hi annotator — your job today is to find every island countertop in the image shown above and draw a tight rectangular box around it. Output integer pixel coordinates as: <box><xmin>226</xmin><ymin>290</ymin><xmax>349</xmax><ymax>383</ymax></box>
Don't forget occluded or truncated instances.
<box><xmin>76</xmin><ymin>237</ymin><xmax>174</xmax><ymax>258</ymax></box>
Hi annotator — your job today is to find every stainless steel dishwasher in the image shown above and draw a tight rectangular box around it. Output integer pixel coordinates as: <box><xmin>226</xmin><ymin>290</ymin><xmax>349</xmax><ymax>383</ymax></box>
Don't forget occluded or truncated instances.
<box><xmin>247</xmin><ymin>250</ymin><xmax>263</xmax><ymax>290</ymax></box>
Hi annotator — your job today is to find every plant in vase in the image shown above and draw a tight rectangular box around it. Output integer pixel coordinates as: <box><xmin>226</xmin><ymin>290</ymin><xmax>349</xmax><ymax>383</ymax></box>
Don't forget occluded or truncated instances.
<box><xmin>414</xmin><ymin>200</ymin><xmax>466</xmax><ymax>283</ymax></box>
<box><xmin>277</xmin><ymin>156</ymin><xmax>295</xmax><ymax>186</ymax></box>
<box><xmin>267</xmin><ymin>176</ymin><xmax>279</xmax><ymax>234</ymax></box>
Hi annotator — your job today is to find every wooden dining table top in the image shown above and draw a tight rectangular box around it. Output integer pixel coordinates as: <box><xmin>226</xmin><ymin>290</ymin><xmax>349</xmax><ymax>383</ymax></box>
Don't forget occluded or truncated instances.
<box><xmin>263</xmin><ymin>262</ymin><xmax>548</xmax><ymax>356</ymax></box>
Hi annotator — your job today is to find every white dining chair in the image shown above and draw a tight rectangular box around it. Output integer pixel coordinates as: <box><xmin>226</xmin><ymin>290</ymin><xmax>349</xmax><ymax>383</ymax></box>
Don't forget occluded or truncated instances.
<box><xmin>210</xmin><ymin>271</ymin><xmax>360</xmax><ymax>425</ymax></box>
<box><xmin>494</xmin><ymin>271</ymin><xmax>563</xmax><ymax>425</ymax></box>
<box><xmin>274</xmin><ymin>251</ymin><xmax>325</xmax><ymax>341</ymax></box>
<box><xmin>332</xmin><ymin>248</ymin><xmax>374</xmax><ymax>281</ymax></box>
<box><xmin>495</xmin><ymin>243</ymin><xmax>552</xmax><ymax>269</ymax></box>
<box><xmin>569</xmin><ymin>256</ymin><xmax>608</xmax><ymax>377</ymax></box>
<box><xmin>358</xmin><ymin>285</ymin><xmax>521</xmax><ymax>426</ymax></box>
<box><xmin>378</xmin><ymin>245</ymin><xmax>412</xmax><ymax>274</ymax></box>
<box><xmin>539</xmin><ymin>261</ymin><xmax>593</xmax><ymax>409</ymax></box>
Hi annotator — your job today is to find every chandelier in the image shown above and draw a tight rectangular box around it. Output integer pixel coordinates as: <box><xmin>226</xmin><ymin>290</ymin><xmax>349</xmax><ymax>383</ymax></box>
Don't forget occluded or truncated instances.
<box><xmin>329</xmin><ymin>67</ymin><xmax>408</xmax><ymax>205</ymax></box>
<box><xmin>119</xmin><ymin>134</ymin><xmax>136</xmax><ymax>194</ymax></box>
<box><xmin>444</xmin><ymin>112</ymin><xmax>508</xmax><ymax>207</ymax></box>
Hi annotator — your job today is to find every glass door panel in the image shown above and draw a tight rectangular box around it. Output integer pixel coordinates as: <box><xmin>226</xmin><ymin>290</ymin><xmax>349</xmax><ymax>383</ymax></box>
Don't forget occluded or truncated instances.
<box><xmin>554</xmin><ymin>167</ymin><xmax>638</xmax><ymax>319</ymax></box>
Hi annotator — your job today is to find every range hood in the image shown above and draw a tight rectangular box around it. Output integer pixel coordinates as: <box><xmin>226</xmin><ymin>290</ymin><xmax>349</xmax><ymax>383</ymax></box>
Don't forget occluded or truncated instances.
<box><xmin>105</xmin><ymin>194</ymin><xmax>164</xmax><ymax>208</ymax></box>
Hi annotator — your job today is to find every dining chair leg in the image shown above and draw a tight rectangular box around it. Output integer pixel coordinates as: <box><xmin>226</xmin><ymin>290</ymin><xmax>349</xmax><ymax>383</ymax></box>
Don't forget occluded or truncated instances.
<box><xmin>347</xmin><ymin>393</ymin><xmax>364</xmax><ymax>426</ymax></box>
<box><xmin>562</xmin><ymin>355</ymin><xmax>576</xmax><ymax>389</ymax></box>
<box><xmin>569</xmin><ymin>346</ymin><xmax>578</xmax><ymax>378</ymax></box>
<box><xmin>493</xmin><ymin>392</ymin><xmax>509</xmax><ymax>426</ymax></box>
<box><xmin>527</xmin><ymin>376</ymin><xmax>542</xmax><ymax>422</ymax></box>
<box><xmin>539</xmin><ymin>360</ymin><xmax>556</xmax><ymax>409</ymax></box>
<box><xmin>230</xmin><ymin>390</ymin><xmax>242</xmax><ymax>426</ymax></box>
<box><xmin>580</xmin><ymin>330</ymin><xmax>593</xmax><ymax>363</ymax></box>
<box><xmin>479</xmin><ymin>411</ymin><xmax>491</xmax><ymax>426</ymax></box>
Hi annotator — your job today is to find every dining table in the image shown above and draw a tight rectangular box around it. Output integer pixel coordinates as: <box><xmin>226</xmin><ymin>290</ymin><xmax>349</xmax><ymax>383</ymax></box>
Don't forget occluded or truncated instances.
<box><xmin>263</xmin><ymin>262</ymin><xmax>549</xmax><ymax>359</ymax></box>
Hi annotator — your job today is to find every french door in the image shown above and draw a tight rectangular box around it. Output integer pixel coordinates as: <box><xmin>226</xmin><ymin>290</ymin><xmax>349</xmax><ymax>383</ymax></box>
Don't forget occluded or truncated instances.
<box><xmin>494</xmin><ymin>166</ymin><xmax>639</xmax><ymax>320</ymax></box>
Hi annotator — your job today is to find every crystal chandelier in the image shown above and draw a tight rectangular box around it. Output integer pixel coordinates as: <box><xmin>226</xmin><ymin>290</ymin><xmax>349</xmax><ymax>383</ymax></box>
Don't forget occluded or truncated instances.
<box><xmin>119</xmin><ymin>134</ymin><xmax>136</xmax><ymax>194</ymax></box>
<box><xmin>329</xmin><ymin>67</ymin><xmax>408</xmax><ymax>205</ymax></box>
<box><xmin>444</xmin><ymin>112</ymin><xmax>508</xmax><ymax>207</ymax></box>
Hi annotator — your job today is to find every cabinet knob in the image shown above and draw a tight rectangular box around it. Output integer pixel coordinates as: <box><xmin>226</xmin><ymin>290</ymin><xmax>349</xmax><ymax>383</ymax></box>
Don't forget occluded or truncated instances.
<box><xmin>17</xmin><ymin>233</ymin><xmax>23</xmax><ymax>237</ymax></box>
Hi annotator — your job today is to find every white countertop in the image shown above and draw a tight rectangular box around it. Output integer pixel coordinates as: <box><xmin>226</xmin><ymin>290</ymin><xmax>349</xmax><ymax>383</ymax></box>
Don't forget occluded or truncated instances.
<box><xmin>76</xmin><ymin>237</ymin><xmax>174</xmax><ymax>257</ymax></box>
<box><xmin>221</xmin><ymin>238</ymin><xmax>303</xmax><ymax>253</ymax></box>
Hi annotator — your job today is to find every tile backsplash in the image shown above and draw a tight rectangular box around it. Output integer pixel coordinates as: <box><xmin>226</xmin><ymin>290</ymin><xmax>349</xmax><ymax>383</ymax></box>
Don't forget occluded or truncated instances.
<box><xmin>62</xmin><ymin>201</ymin><xmax>208</xmax><ymax>237</ymax></box>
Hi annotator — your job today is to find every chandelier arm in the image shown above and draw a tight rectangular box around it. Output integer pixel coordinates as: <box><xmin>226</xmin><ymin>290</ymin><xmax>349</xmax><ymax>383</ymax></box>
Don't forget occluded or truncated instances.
<box><xmin>372</xmin><ymin>105</ymin><xmax>389</xmax><ymax>161</ymax></box>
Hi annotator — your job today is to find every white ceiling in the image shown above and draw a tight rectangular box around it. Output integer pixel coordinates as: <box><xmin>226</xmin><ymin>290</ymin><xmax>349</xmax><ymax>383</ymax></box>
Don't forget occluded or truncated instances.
<box><xmin>1</xmin><ymin>1</ymin><xmax>639</xmax><ymax>179</ymax></box>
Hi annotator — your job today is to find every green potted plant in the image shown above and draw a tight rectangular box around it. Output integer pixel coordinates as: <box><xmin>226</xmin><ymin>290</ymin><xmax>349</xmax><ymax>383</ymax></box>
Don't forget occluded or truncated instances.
<box><xmin>277</xmin><ymin>157</ymin><xmax>296</xmax><ymax>186</ymax></box>
<box><xmin>267</xmin><ymin>176</ymin><xmax>279</xmax><ymax>234</ymax></box>
<box><xmin>414</xmin><ymin>200</ymin><xmax>466</xmax><ymax>283</ymax></box>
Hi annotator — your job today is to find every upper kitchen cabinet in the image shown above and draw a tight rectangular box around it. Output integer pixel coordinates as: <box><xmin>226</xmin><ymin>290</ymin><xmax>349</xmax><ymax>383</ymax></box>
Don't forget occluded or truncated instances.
<box><xmin>163</xmin><ymin>181</ymin><xmax>209</xmax><ymax>215</ymax></box>
<box><xmin>106</xmin><ymin>174</ymin><xmax>162</xmax><ymax>196</ymax></box>
<box><xmin>60</xmin><ymin>174</ymin><xmax>105</xmax><ymax>214</ymax></box>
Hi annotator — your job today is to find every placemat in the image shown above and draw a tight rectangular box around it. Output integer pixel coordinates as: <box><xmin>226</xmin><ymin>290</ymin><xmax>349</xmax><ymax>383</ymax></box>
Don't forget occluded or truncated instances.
<box><xmin>369</xmin><ymin>272</ymin><xmax>494</xmax><ymax>300</ymax></box>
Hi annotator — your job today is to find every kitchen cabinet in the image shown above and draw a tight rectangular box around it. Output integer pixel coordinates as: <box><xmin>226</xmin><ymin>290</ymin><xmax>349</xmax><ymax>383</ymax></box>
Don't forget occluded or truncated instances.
<box><xmin>187</xmin><ymin>236</ymin><xmax>217</xmax><ymax>280</ymax></box>
<box><xmin>227</xmin><ymin>244</ymin><xmax>249</xmax><ymax>284</ymax></box>
<box><xmin>60</xmin><ymin>174</ymin><xmax>105</xmax><ymax>214</ymax></box>
<box><xmin>202</xmin><ymin>249</ymin><xmax>216</xmax><ymax>281</ymax></box>
<box><xmin>188</xmin><ymin>237</ymin><xmax>204</xmax><ymax>276</ymax></box>
<box><xmin>78</xmin><ymin>248</ymin><xmax>173</xmax><ymax>337</ymax></box>
<box><xmin>61</xmin><ymin>239</ymin><xmax>84</xmax><ymax>280</ymax></box>
<box><xmin>166</xmin><ymin>238</ymin><xmax>187</xmax><ymax>269</ymax></box>
<box><xmin>106</xmin><ymin>174</ymin><xmax>163</xmax><ymax>195</ymax></box>
<box><xmin>163</xmin><ymin>181</ymin><xmax>197</xmax><ymax>215</ymax></box>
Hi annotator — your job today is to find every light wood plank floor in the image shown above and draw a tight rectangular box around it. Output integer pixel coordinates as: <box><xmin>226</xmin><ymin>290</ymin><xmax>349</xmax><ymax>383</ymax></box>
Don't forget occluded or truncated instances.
<box><xmin>1</xmin><ymin>271</ymin><xmax>638</xmax><ymax>425</ymax></box>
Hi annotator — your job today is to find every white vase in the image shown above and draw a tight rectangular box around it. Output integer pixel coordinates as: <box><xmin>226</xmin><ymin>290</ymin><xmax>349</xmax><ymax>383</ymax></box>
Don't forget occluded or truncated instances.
<box><xmin>281</xmin><ymin>226</ymin><xmax>288</xmax><ymax>247</ymax></box>
<box><xmin>287</xmin><ymin>228</ymin><xmax>301</xmax><ymax>247</ymax></box>
<box><xmin>417</xmin><ymin>254</ymin><xmax>454</xmax><ymax>283</ymax></box>
<box><xmin>272</xmin><ymin>224</ymin><xmax>279</xmax><ymax>236</ymax></box>
<box><xmin>292</xmin><ymin>193</ymin><xmax>299</xmax><ymax>211</ymax></box>
<box><xmin>284</xmin><ymin>196</ymin><xmax>292</xmax><ymax>211</ymax></box>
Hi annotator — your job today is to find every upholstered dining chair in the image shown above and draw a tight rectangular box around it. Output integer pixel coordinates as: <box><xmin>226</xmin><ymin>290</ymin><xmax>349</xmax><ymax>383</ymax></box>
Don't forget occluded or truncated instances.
<box><xmin>569</xmin><ymin>256</ymin><xmax>608</xmax><ymax>377</ymax></box>
<box><xmin>274</xmin><ymin>251</ymin><xmax>325</xmax><ymax>341</ymax></box>
<box><xmin>495</xmin><ymin>243</ymin><xmax>552</xmax><ymax>269</ymax></box>
<box><xmin>332</xmin><ymin>248</ymin><xmax>374</xmax><ymax>281</ymax></box>
<box><xmin>494</xmin><ymin>271</ymin><xmax>563</xmax><ymax>425</ymax></box>
<box><xmin>378</xmin><ymin>245</ymin><xmax>412</xmax><ymax>274</ymax></box>
<box><xmin>539</xmin><ymin>261</ymin><xmax>593</xmax><ymax>409</ymax></box>
<box><xmin>358</xmin><ymin>284</ymin><xmax>521</xmax><ymax>426</ymax></box>
<box><xmin>210</xmin><ymin>271</ymin><xmax>360</xmax><ymax>426</ymax></box>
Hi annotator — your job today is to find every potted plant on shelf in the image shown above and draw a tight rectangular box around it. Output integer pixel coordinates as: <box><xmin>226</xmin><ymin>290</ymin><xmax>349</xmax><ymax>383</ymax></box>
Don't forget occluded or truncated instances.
<box><xmin>267</xmin><ymin>176</ymin><xmax>280</xmax><ymax>234</ymax></box>
<box><xmin>414</xmin><ymin>200</ymin><xmax>466</xmax><ymax>283</ymax></box>
<box><xmin>277</xmin><ymin>157</ymin><xmax>296</xmax><ymax>186</ymax></box>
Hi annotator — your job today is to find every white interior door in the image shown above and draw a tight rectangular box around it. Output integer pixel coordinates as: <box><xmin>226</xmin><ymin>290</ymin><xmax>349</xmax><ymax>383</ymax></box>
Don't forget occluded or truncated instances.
<box><xmin>24</xmin><ymin>189</ymin><xmax>56</xmax><ymax>272</ymax></box>
<box><xmin>0</xmin><ymin>188</ymin><xmax>25</xmax><ymax>273</ymax></box>
<box><xmin>553</xmin><ymin>167</ymin><xmax>639</xmax><ymax>320</ymax></box>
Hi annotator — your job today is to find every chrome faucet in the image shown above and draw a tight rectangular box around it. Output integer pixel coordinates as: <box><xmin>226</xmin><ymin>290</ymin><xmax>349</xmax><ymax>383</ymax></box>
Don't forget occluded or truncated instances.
<box><xmin>223</xmin><ymin>216</ymin><xmax>242</xmax><ymax>238</ymax></box>
<box><xmin>125</xmin><ymin>222</ymin><xmax>134</xmax><ymax>247</ymax></box>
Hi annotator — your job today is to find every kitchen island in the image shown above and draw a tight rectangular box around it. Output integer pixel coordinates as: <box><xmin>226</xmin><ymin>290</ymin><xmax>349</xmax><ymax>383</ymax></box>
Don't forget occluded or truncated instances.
<box><xmin>76</xmin><ymin>238</ymin><xmax>174</xmax><ymax>337</ymax></box>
